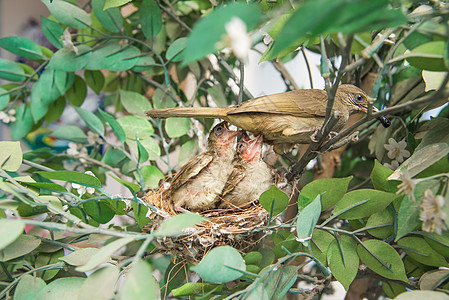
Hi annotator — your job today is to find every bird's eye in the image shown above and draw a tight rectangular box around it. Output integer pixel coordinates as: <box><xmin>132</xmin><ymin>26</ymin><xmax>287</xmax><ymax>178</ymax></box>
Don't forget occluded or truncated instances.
<box><xmin>238</xmin><ymin>143</ymin><xmax>244</xmax><ymax>150</ymax></box>
<box><xmin>356</xmin><ymin>94</ymin><xmax>364</xmax><ymax>102</ymax></box>
<box><xmin>215</xmin><ymin>126</ymin><xmax>223</xmax><ymax>134</ymax></box>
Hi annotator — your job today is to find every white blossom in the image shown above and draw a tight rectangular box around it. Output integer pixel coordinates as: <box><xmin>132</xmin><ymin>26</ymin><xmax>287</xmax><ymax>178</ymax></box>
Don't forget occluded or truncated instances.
<box><xmin>396</xmin><ymin>170</ymin><xmax>416</xmax><ymax>201</ymax></box>
<box><xmin>384</xmin><ymin>138</ymin><xmax>410</xmax><ymax>163</ymax></box>
<box><xmin>61</xmin><ymin>28</ymin><xmax>79</xmax><ymax>55</ymax></box>
<box><xmin>383</xmin><ymin>160</ymin><xmax>399</xmax><ymax>170</ymax></box>
<box><xmin>419</xmin><ymin>189</ymin><xmax>447</xmax><ymax>235</ymax></box>
<box><xmin>72</xmin><ymin>171</ymin><xmax>96</xmax><ymax>196</ymax></box>
<box><xmin>0</xmin><ymin>109</ymin><xmax>16</xmax><ymax>124</ymax></box>
<box><xmin>66</xmin><ymin>142</ymin><xmax>88</xmax><ymax>163</ymax></box>
<box><xmin>222</xmin><ymin>17</ymin><xmax>251</xmax><ymax>61</ymax></box>
<box><xmin>87</xmin><ymin>131</ymin><xmax>102</xmax><ymax>145</ymax></box>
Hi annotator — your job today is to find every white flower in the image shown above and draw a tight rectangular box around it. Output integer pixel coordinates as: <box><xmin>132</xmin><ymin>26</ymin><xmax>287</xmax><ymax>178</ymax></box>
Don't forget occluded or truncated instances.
<box><xmin>384</xmin><ymin>160</ymin><xmax>399</xmax><ymax>170</ymax></box>
<box><xmin>419</xmin><ymin>189</ymin><xmax>447</xmax><ymax>235</ymax></box>
<box><xmin>72</xmin><ymin>171</ymin><xmax>96</xmax><ymax>196</ymax></box>
<box><xmin>67</xmin><ymin>142</ymin><xmax>79</xmax><ymax>156</ymax></box>
<box><xmin>222</xmin><ymin>17</ymin><xmax>251</xmax><ymax>61</ymax></box>
<box><xmin>384</xmin><ymin>138</ymin><xmax>410</xmax><ymax>163</ymax></box>
<box><xmin>396</xmin><ymin>170</ymin><xmax>416</xmax><ymax>200</ymax></box>
<box><xmin>67</xmin><ymin>142</ymin><xmax>88</xmax><ymax>163</ymax></box>
<box><xmin>0</xmin><ymin>109</ymin><xmax>16</xmax><ymax>124</ymax></box>
<box><xmin>87</xmin><ymin>131</ymin><xmax>102</xmax><ymax>145</ymax></box>
<box><xmin>61</xmin><ymin>28</ymin><xmax>78</xmax><ymax>55</ymax></box>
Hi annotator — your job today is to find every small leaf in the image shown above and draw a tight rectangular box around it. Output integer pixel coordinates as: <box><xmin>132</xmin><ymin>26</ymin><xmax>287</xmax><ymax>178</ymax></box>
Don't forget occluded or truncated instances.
<box><xmin>0</xmin><ymin>59</ymin><xmax>26</xmax><ymax>82</ymax></box>
<box><xmin>0</xmin><ymin>87</ymin><xmax>10</xmax><ymax>110</ymax></box>
<box><xmin>14</xmin><ymin>275</ymin><xmax>46</xmax><ymax>300</ymax></box>
<box><xmin>406</xmin><ymin>41</ymin><xmax>447</xmax><ymax>71</ymax></box>
<box><xmin>166</xmin><ymin>37</ymin><xmax>187</xmax><ymax>62</ymax></box>
<box><xmin>165</xmin><ymin>118</ymin><xmax>192</xmax><ymax>138</ymax></box>
<box><xmin>75</xmin><ymin>106</ymin><xmax>105</xmax><ymax>137</ymax></box>
<box><xmin>131</xmin><ymin>201</ymin><xmax>150</xmax><ymax>228</ymax></box>
<box><xmin>357</xmin><ymin>239</ymin><xmax>408</xmax><ymax>282</ymax></box>
<box><xmin>0</xmin><ymin>219</ymin><xmax>24</xmax><ymax>250</ymax></box>
<box><xmin>92</xmin><ymin>0</ymin><xmax>123</xmax><ymax>33</ymax></box>
<box><xmin>117</xmin><ymin>260</ymin><xmax>160</xmax><ymax>300</ymax></box>
<box><xmin>172</xmin><ymin>282</ymin><xmax>224</xmax><ymax>297</ymax></box>
<box><xmin>296</xmin><ymin>194</ymin><xmax>321</xmax><ymax>247</ymax></box>
<box><xmin>395</xmin><ymin>195</ymin><xmax>420</xmax><ymax>241</ymax></box>
<box><xmin>66</xmin><ymin>75</ymin><xmax>87</xmax><ymax>107</ymax></box>
<box><xmin>154</xmin><ymin>213</ymin><xmax>206</xmax><ymax>237</ymax></box>
<box><xmin>139</xmin><ymin>165</ymin><xmax>164</xmax><ymax>189</ymax></box>
<box><xmin>77</xmin><ymin>237</ymin><xmax>134</xmax><ymax>272</ymax></box>
<box><xmin>371</xmin><ymin>160</ymin><xmax>399</xmax><ymax>193</ymax></box>
<box><xmin>42</xmin><ymin>0</ymin><xmax>91</xmax><ymax>29</ymax></box>
<box><xmin>37</xmin><ymin>170</ymin><xmax>102</xmax><ymax>188</ymax></box>
<box><xmin>366</xmin><ymin>207</ymin><xmax>394</xmax><ymax>239</ymax></box>
<box><xmin>48</xmin><ymin>45</ymin><xmax>91</xmax><ymax>71</ymax></box>
<box><xmin>259</xmin><ymin>185</ymin><xmax>289</xmax><ymax>217</ymax></box>
<box><xmin>419</xmin><ymin>269</ymin><xmax>449</xmax><ymax>290</ymax></box>
<box><xmin>109</xmin><ymin>175</ymin><xmax>140</xmax><ymax>193</ymax></box>
<box><xmin>0</xmin><ymin>141</ymin><xmax>22</xmax><ymax>172</ymax></box>
<box><xmin>117</xmin><ymin>115</ymin><xmax>153</xmax><ymax>140</ymax></box>
<box><xmin>397</xmin><ymin>237</ymin><xmax>448</xmax><ymax>267</ymax></box>
<box><xmin>120</xmin><ymin>89</ymin><xmax>152</xmax><ymax>118</ymax></box>
<box><xmin>0</xmin><ymin>235</ymin><xmax>41</xmax><ymax>261</ymax></box>
<box><xmin>98</xmin><ymin>109</ymin><xmax>126</xmax><ymax>145</ymax></box>
<box><xmin>136</xmin><ymin>139</ymin><xmax>149</xmax><ymax>164</ymax></box>
<box><xmin>35</xmin><ymin>277</ymin><xmax>85</xmax><ymax>300</ymax></box>
<box><xmin>50</xmin><ymin>126</ymin><xmax>87</xmax><ymax>143</ymax></box>
<box><xmin>140</xmin><ymin>0</ymin><xmax>162</xmax><ymax>39</ymax></box>
<box><xmin>104</xmin><ymin>0</ymin><xmax>132</xmax><ymax>10</ymax></box>
<box><xmin>423</xmin><ymin>231</ymin><xmax>449</xmax><ymax>258</ymax></box>
<box><xmin>191</xmin><ymin>246</ymin><xmax>245</xmax><ymax>284</ymax></box>
<box><xmin>132</xmin><ymin>55</ymin><xmax>155</xmax><ymax>72</ymax></box>
<box><xmin>299</xmin><ymin>176</ymin><xmax>352</xmax><ymax>210</ymax></box>
<box><xmin>85</xmin><ymin>43</ymin><xmax>140</xmax><ymax>71</ymax></box>
<box><xmin>59</xmin><ymin>248</ymin><xmax>100</xmax><ymax>266</ymax></box>
<box><xmin>0</xmin><ymin>37</ymin><xmax>44</xmax><ymax>60</ymax></box>
<box><xmin>327</xmin><ymin>235</ymin><xmax>358</xmax><ymax>290</ymax></box>
<box><xmin>41</xmin><ymin>16</ymin><xmax>64</xmax><ymax>49</ymax></box>
<box><xmin>35</xmin><ymin>250</ymin><xmax>64</xmax><ymax>280</ymax></box>
<box><xmin>84</xmin><ymin>70</ymin><xmax>105</xmax><ymax>94</ymax></box>
<box><xmin>394</xmin><ymin>290</ymin><xmax>449</xmax><ymax>300</ymax></box>
<box><xmin>84</xmin><ymin>200</ymin><xmax>115</xmax><ymax>224</ymax></box>
<box><xmin>79</xmin><ymin>266</ymin><xmax>120</xmax><ymax>300</ymax></box>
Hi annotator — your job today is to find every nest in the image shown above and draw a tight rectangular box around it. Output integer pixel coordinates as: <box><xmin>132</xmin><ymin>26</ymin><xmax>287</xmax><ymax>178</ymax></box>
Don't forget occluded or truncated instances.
<box><xmin>142</xmin><ymin>180</ymin><xmax>281</xmax><ymax>263</ymax></box>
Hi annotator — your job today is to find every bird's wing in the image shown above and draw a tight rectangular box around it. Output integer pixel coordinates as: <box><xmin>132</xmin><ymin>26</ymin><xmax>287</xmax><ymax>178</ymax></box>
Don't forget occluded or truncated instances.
<box><xmin>221</xmin><ymin>164</ymin><xmax>246</xmax><ymax>197</ymax></box>
<box><xmin>170</xmin><ymin>153</ymin><xmax>214</xmax><ymax>192</ymax></box>
<box><xmin>229</xmin><ymin>89</ymin><xmax>328</xmax><ymax>117</ymax></box>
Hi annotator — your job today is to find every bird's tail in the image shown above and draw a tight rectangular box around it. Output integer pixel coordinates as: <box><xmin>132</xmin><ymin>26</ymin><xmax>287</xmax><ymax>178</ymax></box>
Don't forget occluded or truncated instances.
<box><xmin>145</xmin><ymin>107</ymin><xmax>232</xmax><ymax>119</ymax></box>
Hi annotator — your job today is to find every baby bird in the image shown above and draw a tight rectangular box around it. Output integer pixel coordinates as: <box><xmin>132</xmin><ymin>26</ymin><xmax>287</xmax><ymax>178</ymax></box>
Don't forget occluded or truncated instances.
<box><xmin>218</xmin><ymin>132</ymin><xmax>274</xmax><ymax>209</ymax></box>
<box><xmin>170</xmin><ymin>121</ymin><xmax>241</xmax><ymax>211</ymax></box>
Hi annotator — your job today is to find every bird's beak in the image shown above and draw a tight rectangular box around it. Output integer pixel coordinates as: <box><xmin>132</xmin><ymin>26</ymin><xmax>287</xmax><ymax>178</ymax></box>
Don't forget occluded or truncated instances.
<box><xmin>241</xmin><ymin>131</ymin><xmax>251</xmax><ymax>142</ymax></box>
<box><xmin>365</xmin><ymin>103</ymin><xmax>391</xmax><ymax>128</ymax></box>
<box><xmin>244</xmin><ymin>134</ymin><xmax>263</xmax><ymax>162</ymax></box>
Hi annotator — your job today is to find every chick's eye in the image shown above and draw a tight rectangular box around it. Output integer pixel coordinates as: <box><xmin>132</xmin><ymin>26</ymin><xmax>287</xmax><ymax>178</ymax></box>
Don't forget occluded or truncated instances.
<box><xmin>356</xmin><ymin>94</ymin><xmax>364</xmax><ymax>102</ymax></box>
<box><xmin>215</xmin><ymin>126</ymin><xmax>223</xmax><ymax>134</ymax></box>
<box><xmin>238</xmin><ymin>143</ymin><xmax>244</xmax><ymax>150</ymax></box>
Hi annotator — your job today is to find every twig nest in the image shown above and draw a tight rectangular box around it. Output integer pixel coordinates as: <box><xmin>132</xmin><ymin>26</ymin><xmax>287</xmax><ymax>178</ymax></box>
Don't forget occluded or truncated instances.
<box><xmin>142</xmin><ymin>179</ymin><xmax>285</xmax><ymax>263</ymax></box>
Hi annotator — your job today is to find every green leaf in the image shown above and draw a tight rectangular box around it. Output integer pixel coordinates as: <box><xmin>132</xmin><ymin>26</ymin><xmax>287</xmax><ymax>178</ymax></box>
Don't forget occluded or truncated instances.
<box><xmin>154</xmin><ymin>213</ymin><xmax>206</xmax><ymax>237</ymax></box>
<box><xmin>132</xmin><ymin>55</ymin><xmax>156</xmax><ymax>72</ymax></box>
<box><xmin>423</xmin><ymin>231</ymin><xmax>449</xmax><ymax>258</ymax></box>
<box><xmin>59</xmin><ymin>248</ymin><xmax>100</xmax><ymax>266</ymax></box>
<box><xmin>66</xmin><ymin>75</ymin><xmax>87</xmax><ymax>107</ymax></box>
<box><xmin>131</xmin><ymin>201</ymin><xmax>150</xmax><ymax>228</ymax></box>
<box><xmin>92</xmin><ymin>0</ymin><xmax>123</xmax><ymax>32</ymax></box>
<box><xmin>366</xmin><ymin>207</ymin><xmax>394</xmax><ymax>239</ymax></box>
<box><xmin>35</xmin><ymin>277</ymin><xmax>85</xmax><ymax>300</ymax></box>
<box><xmin>394</xmin><ymin>290</ymin><xmax>449</xmax><ymax>300</ymax></box>
<box><xmin>136</xmin><ymin>139</ymin><xmax>149</xmax><ymax>164</ymax></box>
<box><xmin>9</xmin><ymin>104</ymin><xmax>34</xmax><ymax>140</ymax></box>
<box><xmin>98</xmin><ymin>109</ymin><xmax>126</xmax><ymax>145</ymax></box>
<box><xmin>118</xmin><ymin>115</ymin><xmax>153</xmax><ymax>140</ymax></box>
<box><xmin>259</xmin><ymin>185</ymin><xmax>289</xmax><ymax>217</ymax></box>
<box><xmin>84</xmin><ymin>70</ymin><xmax>105</xmax><ymax>94</ymax></box>
<box><xmin>299</xmin><ymin>176</ymin><xmax>352</xmax><ymax>211</ymax></box>
<box><xmin>0</xmin><ymin>88</ymin><xmax>10</xmax><ymax>110</ymax></box>
<box><xmin>104</xmin><ymin>0</ymin><xmax>132</xmax><ymax>9</ymax></box>
<box><xmin>42</xmin><ymin>0</ymin><xmax>91</xmax><ymax>29</ymax></box>
<box><xmin>48</xmin><ymin>45</ymin><xmax>91</xmax><ymax>72</ymax></box>
<box><xmin>306</xmin><ymin>229</ymin><xmax>334</xmax><ymax>267</ymax></box>
<box><xmin>371</xmin><ymin>160</ymin><xmax>399</xmax><ymax>193</ymax></box>
<box><xmin>109</xmin><ymin>175</ymin><xmax>140</xmax><ymax>193</ymax></box>
<box><xmin>296</xmin><ymin>194</ymin><xmax>321</xmax><ymax>247</ymax></box>
<box><xmin>207</xmin><ymin>85</ymin><xmax>228</xmax><ymax>107</ymax></box>
<box><xmin>117</xmin><ymin>260</ymin><xmax>160</xmax><ymax>300</ymax></box>
<box><xmin>50</xmin><ymin>126</ymin><xmax>88</xmax><ymax>143</ymax></box>
<box><xmin>0</xmin><ymin>37</ymin><xmax>44</xmax><ymax>60</ymax></box>
<box><xmin>36</xmin><ymin>249</ymin><xmax>64</xmax><ymax>280</ymax></box>
<box><xmin>74</xmin><ymin>106</ymin><xmax>105</xmax><ymax>137</ymax></box>
<box><xmin>37</xmin><ymin>170</ymin><xmax>102</xmax><ymax>188</ymax></box>
<box><xmin>85</xmin><ymin>43</ymin><xmax>140</xmax><ymax>71</ymax></box>
<box><xmin>357</xmin><ymin>239</ymin><xmax>408</xmax><ymax>282</ymax></box>
<box><xmin>327</xmin><ymin>235</ymin><xmax>358</xmax><ymax>290</ymax></box>
<box><xmin>84</xmin><ymin>200</ymin><xmax>115</xmax><ymax>224</ymax></box>
<box><xmin>140</xmin><ymin>0</ymin><xmax>162</xmax><ymax>39</ymax></box>
<box><xmin>172</xmin><ymin>282</ymin><xmax>225</xmax><ymax>297</ymax></box>
<box><xmin>14</xmin><ymin>275</ymin><xmax>46</xmax><ymax>300</ymax></box>
<box><xmin>0</xmin><ymin>234</ymin><xmax>41</xmax><ymax>261</ymax></box>
<box><xmin>139</xmin><ymin>165</ymin><xmax>164</xmax><ymax>189</ymax></box>
<box><xmin>0</xmin><ymin>141</ymin><xmax>22</xmax><ymax>172</ymax></box>
<box><xmin>41</xmin><ymin>16</ymin><xmax>64</xmax><ymax>49</ymax></box>
<box><xmin>333</xmin><ymin>189</ymin><xmax>398</xmax><ymax>220</ymax></box>
<box><xmin>165</xmin><ymin>118</ymin><xmax>192</xmax><ymax>138</ymax></box>
<box><xmin>39</xmin><ymin>68</ymin><xmax>74</xmax><ymax>101</ymax></box>
<box><xmin>0</xmin><ymin>58</ymin><xmax>26</xmax><ymax>81</ymax></box>
<box><xmin>191</xmin><ymin>246</ymin><xmax>245</xmax><ymax>284</ymax></box>
<box><xmin>166</xmin><ymin>37</ymin><xmax>187</xmax><ymax>62</ymax></box>
<box><xmin>406</xmin><ymin>41</ymin><xmax>448</xmax><ymax>72</ymax></box>
<box><xmin>245</xmin><ymin>265</ymin><xmax>298</xmax><ymax>300</ymax></box>
<box><xmin>77</xmin><ymin>237</ymin><xmax>134</xmax><ymax>272</ymax></box>
<box><xmin>395</xmin><ymin>195</ymin><xmax>420</xmax><ymax>241</ymax></box>
<box><xmin>120</xmin><ymin>89</ymin><xmax>152</xmax><ymax>118</ymax></box>
<box><xmin>79</xmin><ymin>266</ymin><xmax>120</xmax><ymax>300</ymax></box>
<box><xmin>137</xmin><ymin>138</ymin><xmax>160</xmax><ymax>161</ymax></box>
<box><xmin>397</xmin><ymin>237</ymin><xmax>448</xmax><ymax>267</ymax></box>
<box><xmin>183</xmin><ymin>3</ymin><xmax>262</xmax><ymax>65</ymax></box>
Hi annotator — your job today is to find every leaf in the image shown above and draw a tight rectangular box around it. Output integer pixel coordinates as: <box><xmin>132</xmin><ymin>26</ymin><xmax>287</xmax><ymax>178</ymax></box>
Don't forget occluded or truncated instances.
<box><xmin>42</xmin><ymin>0</ymin><xmax>91</xmax><ymax>29</ymax></box>
<box><xmin>395</xmin><ymin>195</ymin><xmax>420</xmax><ymax>241</ymax></box>
<box><xmin>140</xmin><ymin>0</ymin><xmax>162</xmax><ymax>39</ymax></box>
<box><xmin>419</xmin><ymin>269</ymin><xmax>449</xmax><ymax>290</ymax></box>
<box><xmin>35</xmin><ymin>277</ymin><xmax>85</xmax><ymax>300</ymax></box>
<box><xmin>299</xmin><ymin>176</ymin><xmax>352</xmax><ymax>211</ymax></box>
<box><xmin>76</xmin><ymin>237</ymin><xmax>134</xmax><ymax>272</ymax></box>
<box><xmin>136</xmin><ymin>139</ymin><xmax>149</xmax><ymax>164</ymax></box>
<box><xmin>50</xmin><ymin>126</ymin><xmax>88</xmax><ymax>143</ymax></box>
<box><xmin>74</xmin><ymin>106</ymin><xmax>105</xmax><ymax>137</ymax></box>
<box><xmin>389</xmin><ymin>143</ymin><xmax>449</xmax><ymax>180</ymax></box>
<box><xmin>117</xmin><ymin>115</ymin><xmax>154</xmax><ymax>140</ymax></box>
<box><xmin>333</xmin><ymin>189</ymin><xmax>398</xmax><ymax>220</ymax></box>
<box><xmin>120</xmin><ymin>89</ymin><xmax>152</xmax><ymax>118</ymax></box>
<box><xmin>85</xmin><ymin>43</ymin><xmax>140</xmax><ymax>71</ymax></box>
<box><xmin>35</xmin><ymin>249</ymin><xmax>64</xmax><ymax>280</ymax></box>
<box><xmin>327</xmin><ymin>235</ymin><xmax>358</xmax><ymax>290</ymax></box>
<box><xmin>366</xmin><ymin>207</ymin><xmax>394</xmax><ymax>239</ymax></box>
<box><xmin>92</xmin><ymin>0</ymin><xmax>123</xmax><ymax>33</ymax></box>
<box><xmin>48</xmin><ymin>45</ymin><xmax>91</xmax><ymax>72</ymax></box>
<box><xmin>132</xmin><ymin>55</ymin><xmax>156</xmax><ymax>72</ymax></box>
<box><xmin>104</xmin><ymin>0</ymin><xmax>132</xmax><ymax>9</ymax></box>
<box><xmin>0</xmin><ymin>141</ymin><xmax>22</xmax><ymax>172</ymax></box>
<box><xmin>296</xmin><ymin>194</ymin><xmax>321</xmax><ymax>247</ymax></box>
<box><xmin>0</xmin><ymin>235</ymin><xmax>41</xmax><ymax>261</ymax></box>
<box><xmin>14</xmin><ymin>275</ymin><xmax>46</xmax><ymax>300</ymax></box>
<box><xmin>306</xmin><ymin>229</ymin><xmax>334</xmax><ymax>266</ymax></box>
<box><xmin>422</xmin><ymin>70</ymin><xmax>449</xmax><ymax>92</ymax></box>
<box><xmin>154</xmin><ymin>213</ymin><xmax>206</xmax><ymax>237</ymax></box>
<box><xmin>41</xmin><ymin>16</ymin><xmax>64</xmax><ymax>49</ymax></box>
<box><xmin>244</xmin><ymin>251</ymin><xmax>262</xmax><ymax>266</ymax></box>
<box><xmin>84</xmin><ymin>70</ymin><xmax>105</xmax><ymax>94</ymax></box>
<box><xmin>0</xmin><ymin>37</ymin><xmax>44</xmax><ymax>60</ymax></box>
<box><xmin>397</xmin><ymin>237</ymin><xmax>448</xmax><ymax>267</ymax></box>
<box><xmin>183</xmin><ymin>3</ymin><xmax>262</xmax><ymax>65</ymax></box>
<box><xmin>165</xmin><ymin>118</ymin><xmax>192</xmax><ymax>138</ymax></box>
<box><xmin>371</xmin><ymin>160</ymin><xmax>399</xmax><ymax>193</ymax></box>
<box><xmin>138</xmin><ymin>138</ymin><xmax>161</xmax><ymax>161</ymax></box>
<box><xmin>172</xmin><ymin>282</ymin><xmax>224</xmax><ymax>297</ymax></box>
<box><xmin>98</xmin><ymin>109</ymin><xmax>126</xmax><ymax>145</ymax></box>
<box><xmin>131</xmin><ymin>201</ymin><xmax>150</xmax><ymax>228</ymax></box>
<box><xmin>245</xmin><ymin>265</ymin><xmax>298</xmax><ymax>300</ymax></box>
<box><xmin>66</xmin><ymin>75</ymin><xmax>87</xmax><ymax>107</ymax></box>
<box><xmin>37</xmin><ymin>170</ymin><xmax>102</xmax><ymax>188</ymax></box>
<box><xmin>79</xmin><ymin>266</ymin><xmax>120</xmax><ymax>300</ymax></box>
<box><xmin>117</xmin><ymin>260</ymin><xmax>160</xmax><ymax>300</ymax></box>
<box><xmin>259</xmin><ymin>185</ymin><xmax>289</xmax><ymax>217</ymax></box>
<box><xmin>423</xmin><ymin>231</ymin><xmax>449</xmax><ymax>258</ymax></box>
<box><xmin>109</xmin><ymin>175</ymin><xmax>141</xmax><ymax>193</ymax></box>
<box><xmin>166</xmin><ymin>37</ymin><xmax>187</xmax><ymax>62</ymax></box>
<box><xmin>406</xmin><ymin>41</ymin><xmax>447</xmax><ymax>71</ymax></box>
<box><xmin>207</xmin><ymin>85</ymin><xmax>227</xmax><ymax>107</ymax></box>
<box><xmin>0</xmin><ymin>87</ymin><xmax>10</xmax><ymax>110</ymax></box>
<box><xmin>83</xmin><ymin>200</ymin><xmax>116</xmax><ymax>224</ymax></box>
<box><xmin>0</xmin><ymin>219</ymin><xmax>24</xmax><ymax>250</ymax></box>
<box><xmin>191</xmin><ymin>246</ymin><xmax>245</xmax><ymax>284</ymax></box>
<box><xmin>0</xmin><ymin>58</ymin><xmax>26</xmax><ymax>82</ymax></box>
<box><xmin>59</xmin><ymin>248</ymin><xmax>100</xmax><ymax>266</ymax></box>
<box><xmin>357</xmin><ymin>239</ymin><xmax>408</xmax><ymax>282</ymax></box>
<box><xmin>394</xmin><ymin>290</ymin><xmax>449</xmax><ymax>300</ymax></box>
<box><xmin>139</xmin><ymin>165</ymin><xmax>164</xmax><ymax>189</ymax></box>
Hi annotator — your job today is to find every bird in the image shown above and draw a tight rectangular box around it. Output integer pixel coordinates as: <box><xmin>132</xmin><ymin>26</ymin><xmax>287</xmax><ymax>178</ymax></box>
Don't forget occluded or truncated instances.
<box><xmin>170</xmin><ymin>121</ymin><xmax>241</xmax><ymax>211</ymax></box>
<box><xmin>146</xmin><ymin>85</ymin><xmax>390</xmax><ymax>154</ymax></box>
<box><xmin>218</xmin><ymin>132</ymin><xmax>274</xmax><ymax>209</ymax></box>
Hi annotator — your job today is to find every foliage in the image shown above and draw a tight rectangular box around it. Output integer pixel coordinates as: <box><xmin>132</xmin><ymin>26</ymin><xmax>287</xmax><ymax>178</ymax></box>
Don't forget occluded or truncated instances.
<box><xmin>0</xmin><ymin>0</ymin><xmax>448</xmax><ymax>299</ymax></box>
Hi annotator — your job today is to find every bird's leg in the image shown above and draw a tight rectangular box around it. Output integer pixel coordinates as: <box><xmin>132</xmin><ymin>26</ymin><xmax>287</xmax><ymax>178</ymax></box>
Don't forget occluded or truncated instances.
<box><xmin>310</xmin><ymin>128</ymin><xmax>322</xmax><ymax>142</ymax></box>
<box><xmin>325</xmin><ymin>131</ymin><xmax>359</xmax><ymax>151</ymax></box>
<box><xmin>281</xmin><ymin>153</ymin><xmax>296</xmax><ymax>164</ymax></box>
<box><xmin>174</xmin><ymin>205</ymin><xmax>192</xmax><ymax>213</ymax></box>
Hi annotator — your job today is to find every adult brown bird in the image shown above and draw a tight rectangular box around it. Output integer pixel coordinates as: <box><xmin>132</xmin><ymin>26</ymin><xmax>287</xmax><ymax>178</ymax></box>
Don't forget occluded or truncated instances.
<box><xmin>170</xmin><ymin>121</ymin><xmax>241</xmax><ymax>211</ymax></box>
<box><xmin>218</xmin><ymin>132</ymin><xmax>274</xmax><ymax>209</ymax></box>
<box><xmin>146</xmin><ymin>85</ymin><xmax>390</xmax><ymax>153</ymax></box>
